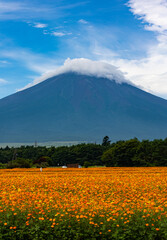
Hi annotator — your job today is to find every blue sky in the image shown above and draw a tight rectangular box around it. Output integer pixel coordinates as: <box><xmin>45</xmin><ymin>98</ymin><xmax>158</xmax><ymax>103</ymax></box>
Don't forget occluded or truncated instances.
<box><xmin>0</xmin><ymin>0</ymin><xmax>167</xmax><ymax>99</ymax></box>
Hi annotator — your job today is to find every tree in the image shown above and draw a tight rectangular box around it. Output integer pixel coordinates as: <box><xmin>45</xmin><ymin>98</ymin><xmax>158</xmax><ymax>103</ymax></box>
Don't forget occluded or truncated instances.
<box><xmin>102</xmin><ymin>138</ymin><xmax>140</xmax><ymax>167</ymax></box>
<box><xmin>34</xmin><ymin>156</ymin><xmax>53</xmax><ymax>166</ymax></box>
<box><xmin>7</xmin><ymin>158</ymin><xmax>33</xmax><ymax>168</ymax></box>
<box><xmin>83</xmin><ymin>161</ymin><xmax>91</xmax><ymax>168</ymax></box>
<box><xmin>102</xmin><ymin>136</ymin><xmax>111</xmax><ymax>146</ymax></box>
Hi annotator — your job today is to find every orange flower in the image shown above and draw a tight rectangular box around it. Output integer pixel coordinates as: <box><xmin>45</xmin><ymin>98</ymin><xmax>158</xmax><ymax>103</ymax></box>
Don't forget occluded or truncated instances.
<box><xmin>0</xmin><ymin>166</ymin><xmax>167</xmax><ymax>235</ymax></box>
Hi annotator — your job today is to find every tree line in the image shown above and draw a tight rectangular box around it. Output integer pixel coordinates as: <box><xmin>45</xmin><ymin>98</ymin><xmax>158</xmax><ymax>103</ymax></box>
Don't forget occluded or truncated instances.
<box><xmin>0</xmin><ymin>137</ymin><xmax>167</xmax><ymax>168</ymax></box>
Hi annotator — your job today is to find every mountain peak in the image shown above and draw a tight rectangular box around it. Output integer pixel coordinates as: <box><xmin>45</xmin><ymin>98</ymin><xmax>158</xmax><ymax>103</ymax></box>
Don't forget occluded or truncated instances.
<box><xmin>0</xmin><ymin>71</ymin><xmax>167</xmax><ymax>142</ymax></box>
<box><xmin>20</xmin><ymin>58</ymin><xmax>132</xmax><ymax>91</ymax></box>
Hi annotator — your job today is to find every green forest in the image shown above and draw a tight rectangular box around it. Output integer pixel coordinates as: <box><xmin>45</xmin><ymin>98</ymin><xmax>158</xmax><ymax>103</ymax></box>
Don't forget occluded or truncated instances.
<box><xmin>0</xmin><ymin>137</ymin><xmax>167</xmax><ymax>168</ymax></box>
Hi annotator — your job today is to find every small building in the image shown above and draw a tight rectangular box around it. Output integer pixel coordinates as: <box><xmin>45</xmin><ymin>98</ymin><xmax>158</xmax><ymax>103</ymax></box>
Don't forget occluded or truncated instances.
<box><xmin>67</xmin><ymin>163</ymin><xmax>80</xmax><ymax>168</ymax></box>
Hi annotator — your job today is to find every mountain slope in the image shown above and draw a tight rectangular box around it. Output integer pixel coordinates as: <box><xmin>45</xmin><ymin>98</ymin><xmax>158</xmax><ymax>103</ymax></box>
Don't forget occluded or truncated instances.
<box><xmin>0</xmin><ymin>72</ymin><xmax>167</xmax><ymax>142</ymax></box>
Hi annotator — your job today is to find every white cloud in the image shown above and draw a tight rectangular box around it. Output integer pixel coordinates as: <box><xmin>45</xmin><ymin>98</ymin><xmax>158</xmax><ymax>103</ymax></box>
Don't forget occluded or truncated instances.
<box><xmin>0</xmin><ymin>1</ymin><xmax>88</xmax><ymax>21</ymax></box>
<box><xmin>78</xmin><ymin>19</ymin><xmax>88</xmax><ymax>24</ymax></box>
<box><xmin>127</xmin><ymin>0</ymin><xmax>167</xmax><ymax>33</ymax></box>
<box><xmin>121</xmin><ymin>0</ymin><xmax>167</xmax><ymax>98</ymax></box>
<box><xmin>33</xmin><ymin>23</ymin><xmax>48</xmax><ymax>28</ymax></box>
<box><xmin>1</xmin><ymin>48</ymin><xmax>59</xmax><ymax>74</ymax></box>
<box><xmin>0</xmin><ymin>1</ymin><xmax>59</xmax><ymax>20</ymax></box>
<box><xmin>52</xmin><ymin>32</ymin><xmax>66</xmax><ymax>37</ymax></box>
<box><xmin>71</xmin><ymin>8</ymin><xmax>167</xmax><ymax>99</ymax></box>
<box><xmin>0</xmin><ymin>78</ymin><xmax>7</xmax><ymax>85</ymax></box>
<box><xmin>19</xmin><ymin>58</ymin><xmax>133</xmax><ymax>91</ymax></box>
<box><xmin>0</xmin><ymin>2</ymin><xmax>25</xmax><ymax>13</ymax></box>
<box><xmin>0</xmin><ymin>1</ymin><xmax>35</xmax><ymax>20</ymax></box>
<box><xmin>0</xmin><ymin>60</ymin><xmax>9</xmax><ymax>65</ymax></box>
<box><xmin>52</xmin><ymin>32</ymin><xmax>72</xmax><ymax>37</ymax></box>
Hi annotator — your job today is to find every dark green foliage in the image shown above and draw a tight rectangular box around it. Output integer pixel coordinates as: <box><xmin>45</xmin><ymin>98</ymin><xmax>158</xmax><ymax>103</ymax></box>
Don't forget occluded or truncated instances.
<box><xmin>0</xmin><ymin>210</ymin><xmax>166</xmax><ymax>240</ymax></box>
<box><xmin>102</xmin><ymin>138</ymin><xmax>140</xmax><ymax>167</ymax></box>
<box><xmin>0</xmin><ymin>163</ymin><xmax>6</xmax><ymax>169</ymax></box>
<box><xmin>7</xmin><ymin>158</ymin><xmax>33</xmax><ymax>168</ymax></box>
<box><xmin>50</xmin><ymin>143</ymin><xmax>104</xmax><ymax>166</ymax></box>
<box><xmin>102</xmin><ymin>136</ymin><xmax>111</xmax><ymax>146</ymax></box>
<box><xmin>0</xmin><ymin>137</ymin><xmax>167</xmax><ymax>168</ymax></box>
<box><xmin>34</xmin><ymin>156</ymin><xmax>53</xmax><ymax>166</ymax></box>
<box><xmin>102</xmin><ymin>138</ymin><xmax>167</xmax><ymax>167</ymax></box>
<box><xmin>83</xmin><ymin>161</ymin><xmax>91</xmax><ymax>168</ymax></box>
<box><xmin>0</xmin><ymin>143</ymin><xmax>105</xmax><ymax>168</ymax></box>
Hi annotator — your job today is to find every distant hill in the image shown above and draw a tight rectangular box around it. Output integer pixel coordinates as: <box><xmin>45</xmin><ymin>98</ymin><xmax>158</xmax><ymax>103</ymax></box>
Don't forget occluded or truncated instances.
<box><xmin>0</xmin><ymin>72</ymin><xmax>167</xmax><ymax>142</ymax></box>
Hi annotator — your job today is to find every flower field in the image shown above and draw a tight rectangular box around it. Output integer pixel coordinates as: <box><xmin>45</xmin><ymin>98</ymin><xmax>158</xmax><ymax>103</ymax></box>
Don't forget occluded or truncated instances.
<box><xmin>0</xmin><ymin>167</ymin><xmax>167</xmax><ymax>239</ymax></box>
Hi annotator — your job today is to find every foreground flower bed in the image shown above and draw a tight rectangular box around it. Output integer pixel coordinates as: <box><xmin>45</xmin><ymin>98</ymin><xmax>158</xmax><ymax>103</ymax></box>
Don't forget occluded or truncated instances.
<box><xmin>0</xmin><ymin>167</ymin><xmax>167</xmax><ymax>239</ymax></box>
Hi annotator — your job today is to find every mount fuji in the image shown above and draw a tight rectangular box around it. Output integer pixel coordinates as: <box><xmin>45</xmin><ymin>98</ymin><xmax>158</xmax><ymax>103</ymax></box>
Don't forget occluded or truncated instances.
<box><xmin>0</xmin><ymin>59</ymin><xmax>167</xmax><ymax>142</ymax></box>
